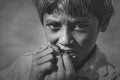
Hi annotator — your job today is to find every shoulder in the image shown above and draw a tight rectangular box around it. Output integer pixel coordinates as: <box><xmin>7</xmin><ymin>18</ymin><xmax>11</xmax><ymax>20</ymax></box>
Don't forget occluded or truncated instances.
<box><xmin>80</xmin><ymin>47</ymin><xmax>120</xmax><ymax>80</ymax></box>
<box><xmin>94</xmin><ymin>50</ymin><xmax>120</xmax><ymax>80</ymax></box>
<box><xmin>97</xmin><ymin>62</ymin><xmax>120</xmax><ymax>80</ymax></box>
<box><xmin>0</xmin><ymin>52</ymin><xmax>33</xmax><ymax>80</ymax></box>
<box><xmin>91</xmin><ymin>47</ymin><xmax>120</xmax><ymax>80</ymax></box>
<box><xmin>97</xmin><ymin>57</ymin><xmax>120</xmax><ymax>80</ymax></box>
<box><xmin>0</xmin><ymin>42</ymin><xmax>49</xmax><ymax>80</ymax></box>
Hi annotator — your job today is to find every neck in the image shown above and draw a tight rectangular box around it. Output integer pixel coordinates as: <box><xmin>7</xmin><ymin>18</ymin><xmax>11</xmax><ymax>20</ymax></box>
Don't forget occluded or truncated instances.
<box><xmin>72</xmin><ymin>45</ymin><xmax>97</xmax><ymax>72</ymax></box>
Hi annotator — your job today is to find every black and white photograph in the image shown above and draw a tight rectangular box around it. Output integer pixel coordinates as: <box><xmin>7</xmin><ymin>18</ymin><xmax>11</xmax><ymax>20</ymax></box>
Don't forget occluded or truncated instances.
<box><xmin>0</xmin><ymin>0</ymin><xmax>120</xmax><ymax>80</ymax></box>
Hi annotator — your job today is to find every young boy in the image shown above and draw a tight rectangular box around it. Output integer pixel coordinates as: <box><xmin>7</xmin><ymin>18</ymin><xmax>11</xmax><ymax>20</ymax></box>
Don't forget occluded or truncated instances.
<box><xmin>0</xmin><ymin>0</ymin><xmax>120</xmax><ymax>80</ymax></box>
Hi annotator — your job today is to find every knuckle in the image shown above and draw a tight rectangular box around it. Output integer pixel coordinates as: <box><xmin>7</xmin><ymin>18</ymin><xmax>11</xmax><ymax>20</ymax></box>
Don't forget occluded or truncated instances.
<box><xmin>66</xmin><ymin>70</ymin><xmax>72</xmax><ymax>74</ymax></box>
<box><xmin>49</xmin><ymin>54</ymin><xmax>53</xmax><ymax>59</ymax></box>
<box><xmin>66</xmin><ymin>72</ymin><xmax>75</xmax><ymax>80</ymax></box>
<box><xmin>47</xmin><ymin>62</ymin><xmax>53</xmax><ymax>69</ymax></box>
<box><xmin>32</xmin><ymin>61</ymin><xmax>37</xmax><ymax>66</ymax></box>
<box><xmin>66</xmin><ymin>71</ymin><xmax>71</xmax><ymax>76</ymax></box>
<box><xmin>33</xmin><ymin>52</ymin><xmax>41</xmax><ymax>60</ymax></box>
<box><xmin>66</xmin><ymin>71</ymin><xmax>73</xmax><ymax>78</ymax></box>
<box><xmin>57</xmin><ymin>75</ymin><xmax>65</xmax><ymax>80</ymax></box>
<box><xmin>48</xmin><ymin>48</ymin><xmax>53</xmax><ymax>53</ymax></box>
<box><xmin>35</xmin><ymin>50</ymin><xmax>41</xmax><ymax>55</ymax></box>
<box><xmin>48</xmin><ymin>62</ymin><xmax>52</xmax><ymax>66</ymax></box>
<box><xmin>32</xmin><ymin>56</ymin><xmax>37</xmax><ymax>62</ymax></box>
<box><xmin>34</xmin><ymin>66</ymin><xmax>40</xmax><ymax>71</ymax></box>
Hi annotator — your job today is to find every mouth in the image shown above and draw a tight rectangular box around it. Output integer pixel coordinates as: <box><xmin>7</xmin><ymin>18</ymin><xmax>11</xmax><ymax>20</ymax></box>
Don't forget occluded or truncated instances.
<box><xmin>50</xmin><ymin>44</ymin><xmax>77</xmax><ymax>56</ymax></box>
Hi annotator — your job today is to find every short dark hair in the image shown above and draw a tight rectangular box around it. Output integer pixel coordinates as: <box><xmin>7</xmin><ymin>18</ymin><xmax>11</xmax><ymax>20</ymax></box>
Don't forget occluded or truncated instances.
<box><xmin>33</xmin><ymin>0</ymin><xmax>114</xmax><ymax>27</ymax></box>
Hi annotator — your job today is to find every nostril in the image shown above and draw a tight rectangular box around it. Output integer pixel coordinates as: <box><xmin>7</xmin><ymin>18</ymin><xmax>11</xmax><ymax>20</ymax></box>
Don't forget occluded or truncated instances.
<box><xmin>58</xmin><ymin>40</ymin><xmax>74</xmax><ymax>50</ymax></box>
<box><xmin>59</xmin><ymin>35</ymin><xmax>72</xmax><ymax>45</ymax></box>
<box><xmin>70</xmin><ymin>39</ymin><xmax>74</xmax><ymax>44</ymax></box>
<box><xmin>58</xmin><ymin>28</ymin><xmax>74</xmax><ymax>46</ymax></box>
<box><xmin>59</xmin><ymin>37</ymin><xmax>74</xmax><ymax>46</ymax></box>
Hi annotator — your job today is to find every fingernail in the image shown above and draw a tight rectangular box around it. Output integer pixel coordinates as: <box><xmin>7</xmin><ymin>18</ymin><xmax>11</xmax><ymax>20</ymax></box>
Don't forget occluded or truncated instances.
<box><xmin>63</xmin><ymin>53</ymin><xmax>68</xmax><ymax>57</ymax></box>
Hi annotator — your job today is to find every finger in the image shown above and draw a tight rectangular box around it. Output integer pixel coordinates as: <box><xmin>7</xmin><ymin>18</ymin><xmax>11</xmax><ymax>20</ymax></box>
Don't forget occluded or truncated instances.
<box><xmin>48</xmin><ymin>72</ymin><xmax>57</xmax><ymax>80</ymax></box>
<box><xmin>35</xmin><ymin>54</ymin><xmax>54</xmax><ymax>65</ymax></box>
<box><xmin>34</xmin><ymin>42</ymin><xmax>51</xmax><ymax>56</ymax></box>
<box><xmin>56</xmin><ymin>56</ymin><xmax>65</xmax><ymax>80</ymax></box>
<box><xmin>31</xmin><ymin>62</ymin><xmax>54</xmax><ymax>80</ymax></box>
<box><xmin>39</xmin><ymin>42</ymin><xmax>51</xmax><ymax>52</ymax></box>
<box><xmin>63</xmin><ymin>53</ymin><xmax>75</xmax><ymax>76</ymax></box>
<box><xmin>44</xmin><ymin>74</ymin><xmax>50</xmax><ymax>80</ymax></box>
<box><xmin>35</xmin><ymin>62</ymin><xmax>54</xmax><ymax>74</ymax></box>
<box><xmin>35</xmin><ymin>48</ymin><xmax>53</xmax><ymax>59</ymax></box>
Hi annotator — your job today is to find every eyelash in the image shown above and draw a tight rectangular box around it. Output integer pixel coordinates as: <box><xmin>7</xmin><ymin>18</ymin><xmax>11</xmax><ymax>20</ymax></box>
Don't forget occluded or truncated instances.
<box><xmin>46</xmin><ymin>23</ymin><xmax>61</xmax><ymax>32</ymax></box>
<box><xmin>46</xmin><ymin>23</ymin><xmax>89</xmax><ymax>32</ymax></box>
<box><xmin>74</xmin><ymin>24</ymin><xmax>89</xmax><ymax>30</ymax></box>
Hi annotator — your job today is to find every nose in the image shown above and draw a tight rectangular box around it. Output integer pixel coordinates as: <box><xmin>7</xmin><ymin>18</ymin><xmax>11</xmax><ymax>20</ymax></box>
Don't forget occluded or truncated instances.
<box><xmin>58</xmin><ymin>27</ymin><xmax>73</xmax><ymax>46</ymax></box>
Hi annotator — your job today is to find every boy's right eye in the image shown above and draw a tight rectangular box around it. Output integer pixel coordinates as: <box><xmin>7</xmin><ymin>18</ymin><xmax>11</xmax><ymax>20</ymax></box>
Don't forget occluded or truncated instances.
<box><xmin>46</xmin><ymin>22</ymin><xmax>61</xmax><ymax>32</ymax></box>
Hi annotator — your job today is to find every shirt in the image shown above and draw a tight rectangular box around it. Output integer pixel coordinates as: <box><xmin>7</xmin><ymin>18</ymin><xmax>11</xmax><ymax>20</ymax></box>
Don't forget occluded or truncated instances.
<box><xmin>0</xmin><ymin>44</ymin><xmax>120</xmax><ymax>80</ymax></box>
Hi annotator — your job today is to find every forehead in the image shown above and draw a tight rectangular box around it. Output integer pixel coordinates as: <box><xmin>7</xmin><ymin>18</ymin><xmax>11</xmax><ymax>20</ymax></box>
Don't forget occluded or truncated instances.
<box><xmin>43</xmin><ymin>13</ymin><xmax>97</xmax><ymax>23</ymax></box>
<box><xmin>42</xmin><ymin>0</ymin><xmax>94</xmax><ymax>19</ymax></box>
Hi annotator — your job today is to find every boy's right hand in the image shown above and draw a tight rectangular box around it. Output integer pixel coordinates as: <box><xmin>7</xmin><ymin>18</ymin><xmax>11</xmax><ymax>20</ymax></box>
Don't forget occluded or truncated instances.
<box><xmin>29</xmin><ymin>42</ymin><xmax>55</xmax><ymax>80</ymax></box>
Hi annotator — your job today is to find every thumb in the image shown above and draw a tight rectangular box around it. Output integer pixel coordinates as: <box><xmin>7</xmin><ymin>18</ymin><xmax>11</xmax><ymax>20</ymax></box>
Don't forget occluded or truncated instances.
<box><xmin>63</xmin><ymin>53</ymin><xmax>75</xmax><ymax>73</ymax></box>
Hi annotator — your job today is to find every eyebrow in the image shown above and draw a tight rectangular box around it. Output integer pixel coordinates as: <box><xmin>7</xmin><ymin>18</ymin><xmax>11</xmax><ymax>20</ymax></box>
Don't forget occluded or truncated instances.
<box><xmin>45</xmin><ymin>16</ymin><xmax>91</xmax><ymax>25</ymax></box>
<box><xmin>72</xmin><ymin>19</ymin><xmax>90</xmax><ymax>24</ymax></box>
<box><xmin>45</xmin><ymin>15</ymin><xmax>62</xmax><ymax>23</ymax></box>
<box><xmin>46</xmin><ymin>20</ymin><xmax>59</xmax><ymax>23</ymax></box>
<box><xmin>46</xmin><ymin>19</ymin><xmax>89</xmax><ymax>23</ymax></box>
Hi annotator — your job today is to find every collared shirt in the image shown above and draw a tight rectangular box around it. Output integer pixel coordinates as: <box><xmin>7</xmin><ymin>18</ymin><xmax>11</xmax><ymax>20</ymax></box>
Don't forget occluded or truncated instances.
<box><xmin>0</xmin><ymin>44</ymin><xmax>120</xmax><ymax>80</ymax></box>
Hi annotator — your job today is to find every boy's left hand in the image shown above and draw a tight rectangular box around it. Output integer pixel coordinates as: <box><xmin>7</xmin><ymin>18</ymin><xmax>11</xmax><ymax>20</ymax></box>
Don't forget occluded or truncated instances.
<box><xmin>57</xmin><ymin>53</ymin><xmax>76</xmax><ymax>80</ymax></box>
<box><xmin>44</xmin><ymin>53</ymin><xmax>77</xmax><ymax>80</ymax></box>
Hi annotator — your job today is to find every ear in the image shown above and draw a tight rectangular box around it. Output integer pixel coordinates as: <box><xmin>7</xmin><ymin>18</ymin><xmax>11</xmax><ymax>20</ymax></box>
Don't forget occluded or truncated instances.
<box><xmin>100</xmin><ymin>18</ymin><xmax>110</xmax><ymax>32</ymax></box>
<box><xmin>100</xmin><ymin>22</ymin><xmax>109</xmax><ymax>32</ymax></box>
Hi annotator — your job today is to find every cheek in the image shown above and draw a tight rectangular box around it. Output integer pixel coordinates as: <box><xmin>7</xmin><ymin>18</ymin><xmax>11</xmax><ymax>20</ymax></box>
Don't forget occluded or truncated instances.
<box><xmin>73</xmin><ymin>29</ymin><xmax>98</xmax><ymax>47</ymax></box>
<box><xmin>44</xmin><ymin>29</ymin><xmax>60</xmax><ymax>43</ymax></box>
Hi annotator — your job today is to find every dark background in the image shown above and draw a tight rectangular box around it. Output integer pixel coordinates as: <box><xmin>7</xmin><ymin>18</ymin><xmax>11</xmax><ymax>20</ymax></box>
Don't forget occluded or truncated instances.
<box><xmin>0</xmin><ymin>0</ymin><xmax>120</xmax><ymax>71</ymax></box>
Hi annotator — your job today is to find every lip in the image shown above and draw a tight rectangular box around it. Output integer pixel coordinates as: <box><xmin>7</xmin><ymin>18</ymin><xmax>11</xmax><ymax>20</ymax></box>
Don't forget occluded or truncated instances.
<box><xmin>57</xmin><ymin>44</ymin><xmax>71</xmax><ymax>49</ymax></box>
<box><xmin>56</xmin><ymin>44</ymin><xmax>77</xmax><ymax>53</ymax></box>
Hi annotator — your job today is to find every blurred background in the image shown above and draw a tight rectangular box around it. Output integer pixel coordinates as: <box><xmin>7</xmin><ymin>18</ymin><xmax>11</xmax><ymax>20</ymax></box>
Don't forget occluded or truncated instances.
<box><xmin>0</xmin><ymin>0</ymin><xmax>120</xmax><ymax>71</ymax></box>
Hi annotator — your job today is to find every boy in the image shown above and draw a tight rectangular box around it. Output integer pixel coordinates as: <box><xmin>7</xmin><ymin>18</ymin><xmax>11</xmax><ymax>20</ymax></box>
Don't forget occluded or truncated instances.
<box><xmin>0</xmin><ymin>0</ymin><xmax>120</xmax><ymax>80</ymax></box>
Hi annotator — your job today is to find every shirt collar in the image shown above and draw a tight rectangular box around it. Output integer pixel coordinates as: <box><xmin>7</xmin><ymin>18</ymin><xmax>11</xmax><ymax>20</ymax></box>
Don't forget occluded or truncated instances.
<box><xmin>76</xmin><ymin>45</ymin><xmax>107</xmax><ymax>80</ymax></box>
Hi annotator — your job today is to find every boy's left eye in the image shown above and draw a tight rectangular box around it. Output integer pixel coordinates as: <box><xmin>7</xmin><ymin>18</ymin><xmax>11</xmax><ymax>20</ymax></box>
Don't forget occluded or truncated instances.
<box><xmin>74</xmin><ymin>24</ymin><xmax>89</xmax><ymax>30</ymax></box>
<box><xmin>46</xmin><ymin>22</ymin><xmax>61</xmax><ymax>31</ymax></box>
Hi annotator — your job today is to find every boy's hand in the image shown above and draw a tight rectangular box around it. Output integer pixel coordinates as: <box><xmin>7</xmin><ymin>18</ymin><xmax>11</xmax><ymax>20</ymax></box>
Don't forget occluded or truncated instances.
<box><xmin>45</xmin><ymin>53</ymin><xmax>77</xmax><ymax>80</ymax></box>
<box><xmin>29</xmin><ymin>42</ymin><xmax>55</xmax><ymax>80</ymax></box>
<box><xmin>57</xmin><ymin>54</ymin><xmax>76</xmax><ymax>80</ymax></box>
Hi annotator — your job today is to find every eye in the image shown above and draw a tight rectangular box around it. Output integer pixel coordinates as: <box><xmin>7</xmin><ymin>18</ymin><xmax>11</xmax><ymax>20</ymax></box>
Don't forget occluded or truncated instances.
<box><xmin>74</xmin><ymin>23</ymin><xmax>89</xmax><ymax>30</ymax></box>
<box><xmin>46</xmin><ymin>22</ymin><xmax>61</xmax><ymax>32</ymax></box>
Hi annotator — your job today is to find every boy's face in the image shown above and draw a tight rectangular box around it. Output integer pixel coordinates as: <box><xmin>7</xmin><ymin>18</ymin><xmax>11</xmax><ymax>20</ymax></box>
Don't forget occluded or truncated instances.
<box><xmin>43</xmin><ymin>13</ymin><xmax>99</xmax><ymax>55</ymax></box>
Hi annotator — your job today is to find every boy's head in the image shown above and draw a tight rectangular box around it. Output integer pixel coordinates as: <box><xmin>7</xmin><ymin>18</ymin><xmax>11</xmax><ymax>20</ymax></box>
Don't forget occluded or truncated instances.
<box><xmin>33</xmin><ymin>0</ymin><xmax>114</xmax><ymax>56</ymax></box>
<box><xmin>34</xmin><ymin>0</ymin><xmax>114</xmax><ymax>30</ymax></box>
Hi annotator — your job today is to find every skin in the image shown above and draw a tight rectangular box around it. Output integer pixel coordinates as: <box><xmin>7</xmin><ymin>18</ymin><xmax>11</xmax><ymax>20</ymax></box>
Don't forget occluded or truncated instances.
<box><xmin>29</xmin><ymin>13</ymin><xmax>106</xmax><ymax>80</ymax></box>
<box><xmin>29</xmin><ymin>42</ymin><xmax>55</xmax><ymax>80</ymax></box>
<box><xmin>43</xmin><ymin>13</ymin><xmax>100</xmax><ymax>58</ymax></box>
